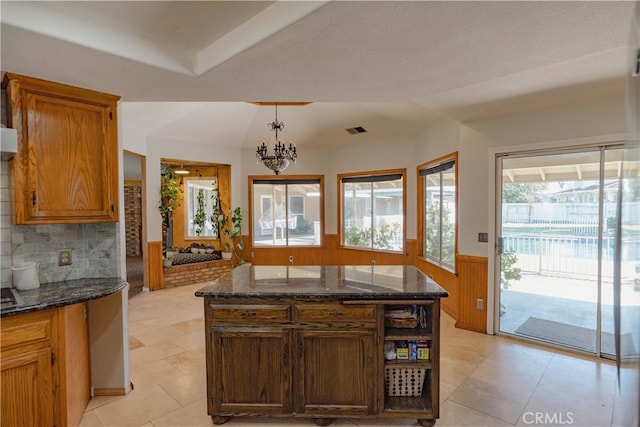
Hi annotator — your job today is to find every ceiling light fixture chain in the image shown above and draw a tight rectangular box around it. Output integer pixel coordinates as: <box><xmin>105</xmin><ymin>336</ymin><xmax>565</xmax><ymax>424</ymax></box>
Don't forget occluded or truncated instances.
<box><xmin>256</xmin><ymin>103</ymin><xmax>297</xmax><ymax>175</ymax></box>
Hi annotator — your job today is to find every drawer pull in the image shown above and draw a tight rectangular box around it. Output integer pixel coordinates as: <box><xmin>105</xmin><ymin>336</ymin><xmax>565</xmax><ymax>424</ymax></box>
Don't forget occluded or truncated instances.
<box><xmin>329</xmin><ymin>312</ymin><xmax>344</xmax><ymax>317</ymax></box>
<box><xmin>241</xmin><ymin>312</ymin><xmax>257</xmax><ymax>318</ymax></box>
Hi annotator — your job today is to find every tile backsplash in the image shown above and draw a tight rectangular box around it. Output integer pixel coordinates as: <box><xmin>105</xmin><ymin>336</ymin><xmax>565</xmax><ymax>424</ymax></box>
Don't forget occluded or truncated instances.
<box><xmin>1</xmin><ymin>160</ymin><xmax>11</xmax><ymax>287</ymax></box>
<box><xmin>1</xmin><ymin>159</ymin><xmax>119</xmax><ymax>287</ymax></box>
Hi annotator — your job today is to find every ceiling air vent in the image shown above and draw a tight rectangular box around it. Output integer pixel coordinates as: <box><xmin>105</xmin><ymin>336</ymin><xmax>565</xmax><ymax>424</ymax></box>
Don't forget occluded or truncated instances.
<box><xmin>345</xmin><ymin>126</ymin><xmax>367</xmax><ymax>135</ymax></box>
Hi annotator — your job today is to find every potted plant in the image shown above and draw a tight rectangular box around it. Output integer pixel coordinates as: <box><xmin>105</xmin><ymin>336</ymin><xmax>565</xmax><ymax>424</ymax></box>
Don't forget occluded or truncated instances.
<box><xmin>220</xmin><ymin>214</ymin><xmax>233</xmax><ymax>260</ymax></box>
<box><xmin>210</xmin><ymin>194</ymin><xmax>233</xmax><ymax>259</ymax></box>
<box><xmin>193</xmin><ymin>188</ymin><xmax>206</xmax><ymax>236</ymax></box>
<box><xmin>229</xmin><ymin>207</ymin><xmax>245</xmax><ymax>264</ymax></box>
<box><xmin>165</xmin><ymin>246</ymin><xmax>178</xmax><ymax>259</ymax></box>
<box><xmin>159</xmin><ymin>165</ymin><xmax>183</xmax><ymax>248</ymax></box>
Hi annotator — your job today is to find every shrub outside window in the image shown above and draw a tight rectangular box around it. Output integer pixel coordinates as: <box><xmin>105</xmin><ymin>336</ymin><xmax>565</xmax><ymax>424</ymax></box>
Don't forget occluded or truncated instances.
<box><xmin>251</xmin><ymin>177</ymin><xmax>322</xmax><ymax>247</ymax></box>
<box><xmin>340</xmin><ymin>171</ymin><xmax>404</xmax><ymax>252</ymax></box>
<box><xmin>421</xmin><ymin>158</ymin><xmax>456</xmax><ymax>270</ymax></box>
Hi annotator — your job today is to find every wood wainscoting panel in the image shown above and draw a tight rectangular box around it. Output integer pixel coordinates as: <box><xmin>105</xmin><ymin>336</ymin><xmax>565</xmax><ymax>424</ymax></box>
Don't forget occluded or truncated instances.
<box><xmin>456</xmin><ymin>255</ymin><xmax>488</xmax><ymax>333</ymax></box>
<box><xmin>414</xmin><ymin>258</ymin><xmax>459</xmax><ymax>319</ymax></box>
<box><xmin>147</xmin><ymin>241</ymin><xmax>163</xmax><ymax>291</ymax></box>
<box><xmin>249</xmin><ymin>235</ymin><xmax>414</xmax><ymax>266</ymax></box>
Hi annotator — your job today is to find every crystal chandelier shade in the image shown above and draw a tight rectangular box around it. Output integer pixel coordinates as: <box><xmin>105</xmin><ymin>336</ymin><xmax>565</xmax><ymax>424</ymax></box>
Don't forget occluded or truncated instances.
<box><xmin>256</xmin><ymin>104</ymin><xmax>297</xmax><ymax>175</ymax></box>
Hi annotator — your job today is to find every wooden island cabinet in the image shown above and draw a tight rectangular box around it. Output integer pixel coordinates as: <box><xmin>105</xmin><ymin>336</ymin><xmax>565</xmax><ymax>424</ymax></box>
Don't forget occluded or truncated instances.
<box><xmin>196</xmin><ymin>265</ymin><xmax>448</xmax><ymax>426</ymax></box>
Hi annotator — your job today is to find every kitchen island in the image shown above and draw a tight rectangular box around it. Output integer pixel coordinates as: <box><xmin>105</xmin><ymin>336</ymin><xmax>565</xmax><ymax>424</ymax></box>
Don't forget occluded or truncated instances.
<box><xmin>195</xmin><ymin>264</ymin><xmax>448</xmax><ymax>426</ymax></box>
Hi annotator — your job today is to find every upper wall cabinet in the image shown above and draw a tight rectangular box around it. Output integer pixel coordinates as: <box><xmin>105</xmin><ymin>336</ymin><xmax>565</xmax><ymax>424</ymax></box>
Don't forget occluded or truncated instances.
<box><xmin>2</xmin><ymin>73</ymin><xmax>120</xmax><ymax>224</ymax></box>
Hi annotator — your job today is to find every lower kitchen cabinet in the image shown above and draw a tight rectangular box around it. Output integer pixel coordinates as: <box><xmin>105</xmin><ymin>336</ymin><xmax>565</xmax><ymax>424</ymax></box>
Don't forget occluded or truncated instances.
<box><xmin>203</xmin><ymin>298</ymin><xmax>441</xmax><ymax>426</ymax></box>
<box><xmin>211</xmin><ymin>326</ymin><xmax>291</xmax><ymax>416</ymax></box>
<box><xmin>296</xmin><ymin>329</ymin><xmax>377</xmax><ymax>417</ymax></box>
<box><xmin>1</xmin><ymin>303</ymin><xmax>90</xmax><ymax>427</ymax></box>
<box><xmin>1</xmin><ymin>309</ymin><xmax>55</xmax><ymax>427</ymax></box>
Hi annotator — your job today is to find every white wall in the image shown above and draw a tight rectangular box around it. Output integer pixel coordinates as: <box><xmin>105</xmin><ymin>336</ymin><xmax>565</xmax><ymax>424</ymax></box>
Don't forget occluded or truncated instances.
<box><xmin>125</xmin><ymin>93</ymin><xmax>625</xmax><ymax>256</ymax></box>
<box><xmin>142</xmin><ymin>136</ymin><xmax>242</xmax><ymax>243</ymax></box>
<box><xmin>464</xmin><ymin>94</ymin><xmax>625</xmax><ymax>146</ymax></box>
<box><xmin>240</xmin><ymin>135</ymin><xmax>419</xmax><ymax>237</ymax></box>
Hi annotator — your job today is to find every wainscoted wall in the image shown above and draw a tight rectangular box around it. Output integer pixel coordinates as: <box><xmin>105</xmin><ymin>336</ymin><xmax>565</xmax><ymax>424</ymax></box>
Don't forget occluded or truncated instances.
<box><xmin>248</xmin><ymin>235</ymin><xmax>488</xmax><ymax>333</ymax></box>
<box><xmin>414</xmin><ymin>255</ymin><xmax>488</xmax><ymax>333</ymax></box>
<box><xmin>414</xmin><ymin>257</ymin><xmax>460</xmax><ymax>319</ymax></box>
<box><xmin>456</xmin><ymin>255</ymin><xmax>488</xmax><ymax>333</ymax></box>
<box><xmin>148</xmin><ymin>241</ymin><xmax>163</xmax><ymax>291</ymax></box>
<box><xmin>147</xmin><ymin>235</ymin><xmax>489</xmax><ymax>333</ymax></box>
<box><xmin>249</xmin><ymin>235</ymin><xmax>417</xmax><ymax>266</ymax></box>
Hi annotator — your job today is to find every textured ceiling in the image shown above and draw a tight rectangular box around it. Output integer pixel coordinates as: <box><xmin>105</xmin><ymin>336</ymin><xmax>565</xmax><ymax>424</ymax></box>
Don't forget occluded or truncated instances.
<box><xmin>0</xmin><ymin>1</ymin><xmax>634</xmax><ymax>149</ymax></box>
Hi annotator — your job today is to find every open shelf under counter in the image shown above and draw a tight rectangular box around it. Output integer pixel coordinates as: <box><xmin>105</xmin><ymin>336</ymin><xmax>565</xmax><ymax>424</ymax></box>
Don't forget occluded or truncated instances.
<box><xmin>384</xmin><ymin>328</ymin><xmax>433</xmax><ymax>341</ymax></box>
<box><xmin>384</xmin><ymin>360</ymin><xmax>433</xmax><ymax>369</ymax></box>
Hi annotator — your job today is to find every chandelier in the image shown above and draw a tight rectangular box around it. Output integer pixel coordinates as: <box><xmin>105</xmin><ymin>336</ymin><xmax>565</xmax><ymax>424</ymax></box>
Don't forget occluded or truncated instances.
<box><xmin>256</xmin><ymin>104</ymin><xmax>297</xmax><ymax>175</ymax></box>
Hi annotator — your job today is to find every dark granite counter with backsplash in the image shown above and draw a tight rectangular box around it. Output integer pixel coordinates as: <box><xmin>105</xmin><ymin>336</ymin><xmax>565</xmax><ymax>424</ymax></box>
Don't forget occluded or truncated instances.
<box><xmin>0</xmin><ymin>277</ymin><xmax>127</xmax><ymax>317</ymax></box>
<box><xmin>195</xmin><ymin>264</ymin><xmax>449</xmax><ymax>300</ymax></box>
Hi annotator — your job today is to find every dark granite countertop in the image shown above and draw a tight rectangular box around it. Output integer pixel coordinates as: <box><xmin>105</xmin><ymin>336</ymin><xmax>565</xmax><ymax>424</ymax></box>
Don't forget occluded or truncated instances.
<box><xmin>0</xmin><ymin>278</ymin><xmax>127</xmax><ymax>317</ymax></box>
<box><xmin>195</xmin><ymin>264</ymin><xmax>449</xmax><ymax>300</ymax></box>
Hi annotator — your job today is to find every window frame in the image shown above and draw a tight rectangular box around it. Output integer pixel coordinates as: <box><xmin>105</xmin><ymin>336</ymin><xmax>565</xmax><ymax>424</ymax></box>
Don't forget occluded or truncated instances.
<box><xmin>249</xmin><ymin>175</ymin><xmax>324</xmax><ymax>248</ymax></box>
<box><xmin>183</xmin><ymin>176</ymin><xmax>219</xmax><ymax>240</ymax></box>
<box><xmin>338</xmin><ymin>168</ymin><xmax>406</xmax><ymax>253</ymax></box>
<box><xmin>417</xmin><ymin>152</ymin><xmax>458</xmax><ymax>273</ymax></box>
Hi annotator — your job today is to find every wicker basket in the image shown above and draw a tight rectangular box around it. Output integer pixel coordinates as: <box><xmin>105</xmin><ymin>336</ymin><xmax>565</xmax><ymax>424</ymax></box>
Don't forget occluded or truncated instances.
<box><xmin>384</xmin><ymin>316</ymin><xmax>420</xmax><ymax>329</ymax></box>
<box><xmin>384</xmin><ymin>367</ymin><xmax>426</xmax><ymax>396</ymax></box>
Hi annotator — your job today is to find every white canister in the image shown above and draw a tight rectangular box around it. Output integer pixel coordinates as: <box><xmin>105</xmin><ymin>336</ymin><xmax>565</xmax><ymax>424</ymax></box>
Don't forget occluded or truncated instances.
<box><xmin>11</xmin><ymin>262</ymin><xmax>40</xmax><ymax>290</ymax></box>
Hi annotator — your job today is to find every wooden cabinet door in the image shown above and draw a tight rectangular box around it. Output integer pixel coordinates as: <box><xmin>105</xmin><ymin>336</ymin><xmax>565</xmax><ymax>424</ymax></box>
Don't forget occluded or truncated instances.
<box><xmin>62</xmin><ymin>303</ymin><xmax>91</xmax><ymax>427</ymax></box>
<box><xmin>4</xmin><ymin>73</ymin><xmax>120</xmax><ymax>224</ymax></box>
<box><xmin>211</xmin><ymin>327</ymin><xmax>291</xmax><ymax>415</ymax></box>
<box><xmin>295</xmin><ymin>329</ymin><xmax>377</xmax><ymax>416</ymax></box>
<box><xmin>1</xmin><ymin>347</ymin><xmax>54</xmax><ymax>427</ymax></box>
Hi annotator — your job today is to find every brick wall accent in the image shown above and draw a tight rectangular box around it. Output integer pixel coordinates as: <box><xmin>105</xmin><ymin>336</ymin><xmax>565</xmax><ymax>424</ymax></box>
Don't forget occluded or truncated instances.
<box><xmin>163</xmin><ymin>259</ymin><xmax>233</xmax><ymax>288</ymax></box>
<box><xmin>124</xmin><ymin>184</ymin><xmax>142</xmax><ymax>256</ymax></box>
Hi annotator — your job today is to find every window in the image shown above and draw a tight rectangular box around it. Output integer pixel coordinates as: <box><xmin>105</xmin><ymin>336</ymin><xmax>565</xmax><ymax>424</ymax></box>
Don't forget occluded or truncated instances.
<box><xmin>251</xmin><ymin>176</ymin><xmax>323</xmax><ymax>247</ymax></box>
<box><xmin>184</xmin><ymin>177</ymin><xmax>219</xmax><ymax>239</ymax></box>
<box><xmin>340</xmin><ymin>170</ymin><xmax>405</xmax><ymax>252</ymax></box>
<box><xmin>420</xmin><ymin>155</ymin><xmax>457</xmax><ymax>270</ymax></box>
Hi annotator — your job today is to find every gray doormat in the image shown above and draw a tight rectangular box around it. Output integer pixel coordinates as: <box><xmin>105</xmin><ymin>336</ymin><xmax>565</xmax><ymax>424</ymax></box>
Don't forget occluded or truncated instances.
<box><xmin>514</xmin><ymin>317</ymin><xmax>636</xmax><ymax>356</ymax></box>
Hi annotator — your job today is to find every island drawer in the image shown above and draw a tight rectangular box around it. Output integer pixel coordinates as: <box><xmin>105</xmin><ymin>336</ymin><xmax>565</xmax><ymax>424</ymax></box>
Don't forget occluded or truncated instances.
<box><xmin>208</xmin><ymin>304</ymin><xmax>291</xmax><ymax>324</ymax></box>
<box><xmin>295</xmin><ymin>303</ymin><xmax>377</xmax><ymax>323</ymax></box>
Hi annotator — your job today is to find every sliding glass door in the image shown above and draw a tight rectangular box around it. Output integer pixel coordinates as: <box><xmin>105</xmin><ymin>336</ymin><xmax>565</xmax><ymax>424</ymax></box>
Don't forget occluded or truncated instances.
<box><xmin>496</xmin><ymin>145</ymin><xmax>639</xmax><ymax>357</ymax></box>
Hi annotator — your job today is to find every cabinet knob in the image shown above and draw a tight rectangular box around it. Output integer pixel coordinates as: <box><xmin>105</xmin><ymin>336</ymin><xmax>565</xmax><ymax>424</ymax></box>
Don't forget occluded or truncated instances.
<box><xmin>241</xmin><ymin>311</ymin><xmax>256</xmax><ymax>318</ymax></box>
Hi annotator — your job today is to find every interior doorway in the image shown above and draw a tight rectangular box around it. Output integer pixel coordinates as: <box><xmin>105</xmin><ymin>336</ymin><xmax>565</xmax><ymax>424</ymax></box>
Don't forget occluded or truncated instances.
<box><xmin>123</xmin><ymin>151</ymin><xmax>146</xmax><ymax>298</ymax></box>
<box><xmin>495</xmin><ymin>145</ymin><xmax>640</xmax><ymax>357</ymax></box>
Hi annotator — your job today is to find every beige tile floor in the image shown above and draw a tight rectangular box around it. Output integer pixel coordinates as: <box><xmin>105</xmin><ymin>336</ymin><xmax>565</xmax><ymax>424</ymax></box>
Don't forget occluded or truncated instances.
<box><xmin>81</xmin><ymin>282</ymin><xmax>627</xmax><ymax>427</ymax></box>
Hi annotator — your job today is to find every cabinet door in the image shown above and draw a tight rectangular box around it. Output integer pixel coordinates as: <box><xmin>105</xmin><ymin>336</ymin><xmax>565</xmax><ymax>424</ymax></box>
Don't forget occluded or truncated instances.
<box><xmin>4</xmin><ymin>73</ymin><xmax>120</xmax><ymax>224</ymax></box>
<box><xmin>62</xmin><ymin>303</ymin><xmax>91</xmax><ymax>427</ymax></box>
<box><xmin>296</xmin><ymin>329</ymin><xmax>377</xmax><ymax>416</ymax></box>
<box><xmin>23</xmin><ymin>92</ymin><xmax>117</xmax><ymax>222</ymax></box>
<box><xmin>1</xmin><ymin>347</ymin><xmax>54</xmax><ymax>427</ymax></box>
<box><xmin>211</xmin><ymin>327</ymin><xmax>291</xmax><ymax>415</ymax></box>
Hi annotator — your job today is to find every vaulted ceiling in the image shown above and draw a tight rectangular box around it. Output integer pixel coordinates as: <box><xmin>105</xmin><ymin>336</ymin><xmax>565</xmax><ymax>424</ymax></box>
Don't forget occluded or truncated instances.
<box><xmin>1</xmin><ymin>1</ymin><xmax>635</xmax><ymax>149</ymax></box>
